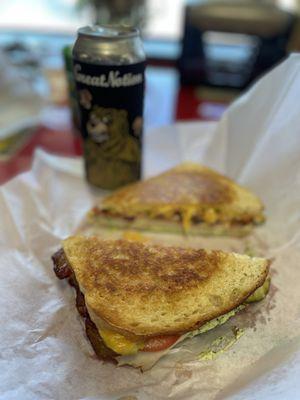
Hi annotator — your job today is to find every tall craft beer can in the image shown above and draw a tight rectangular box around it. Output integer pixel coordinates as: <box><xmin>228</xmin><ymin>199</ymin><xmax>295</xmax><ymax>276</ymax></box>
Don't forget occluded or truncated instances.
<box><xmin>73</xmin><ymin>26</ymin><xmax>146</xmax><ymax>189</ymax></box>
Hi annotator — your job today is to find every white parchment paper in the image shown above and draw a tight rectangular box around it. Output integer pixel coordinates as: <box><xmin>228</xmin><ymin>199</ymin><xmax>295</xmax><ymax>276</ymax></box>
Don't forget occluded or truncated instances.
<box><xmin>1</xmin><ymin>55</ymin><xmax>300</xmax><ymax>400</ymax></box>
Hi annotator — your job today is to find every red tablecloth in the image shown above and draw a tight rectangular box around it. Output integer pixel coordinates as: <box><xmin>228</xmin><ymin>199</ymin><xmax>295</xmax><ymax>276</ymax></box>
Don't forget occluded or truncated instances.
<box><xmin>0</xmin><ymin>127</ymin><xmax>82</xmax><ymax>184</ymax></box>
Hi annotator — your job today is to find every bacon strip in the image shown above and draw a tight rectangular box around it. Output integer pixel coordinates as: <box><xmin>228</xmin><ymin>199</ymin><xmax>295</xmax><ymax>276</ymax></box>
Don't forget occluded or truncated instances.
<box><xmin>52</xmin><ymin>249</ymin><xmax>117</xmax><ymax>361</ymax></box>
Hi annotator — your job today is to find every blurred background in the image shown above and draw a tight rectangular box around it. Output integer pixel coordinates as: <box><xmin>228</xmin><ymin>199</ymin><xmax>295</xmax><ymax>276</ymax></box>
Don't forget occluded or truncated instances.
<box><xmin>1</xmin><ymin>0</ymin><xmax>300</xmax><ymax>183</ymax></box>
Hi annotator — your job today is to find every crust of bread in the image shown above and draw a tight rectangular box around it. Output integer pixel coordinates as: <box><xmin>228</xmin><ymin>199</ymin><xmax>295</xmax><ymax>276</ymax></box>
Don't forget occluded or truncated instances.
<box><xmin>62</xmin><ymin>236</ymin><xmax>270</xmax><ymax>338</ymax></box>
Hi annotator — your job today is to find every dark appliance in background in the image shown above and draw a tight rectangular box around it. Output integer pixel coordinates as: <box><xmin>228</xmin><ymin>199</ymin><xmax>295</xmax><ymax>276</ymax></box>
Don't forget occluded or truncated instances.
<box><xmin>178</xmin><ymin>0</ymin><xmax>299</xmax><ymax>89</ymax></box>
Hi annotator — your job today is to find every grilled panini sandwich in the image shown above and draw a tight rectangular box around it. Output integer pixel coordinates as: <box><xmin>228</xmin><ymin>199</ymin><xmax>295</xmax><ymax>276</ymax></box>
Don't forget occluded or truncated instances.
<box><xmin>89</xmin><ymin>163</ymin><xmax>265</xmax><ymax>237</ymax></box>
<box><xmin>52</xmin><ymin>236</ymin><xmax>270</xmax><ymax>370</ymax></box>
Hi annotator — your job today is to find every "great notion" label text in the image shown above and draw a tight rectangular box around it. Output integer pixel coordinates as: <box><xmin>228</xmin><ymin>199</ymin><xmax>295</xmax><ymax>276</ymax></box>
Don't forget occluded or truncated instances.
<box><xmin>74</xmin><ymin>64</ymin><xmax>143</xmax><ymax>88</ymax></box>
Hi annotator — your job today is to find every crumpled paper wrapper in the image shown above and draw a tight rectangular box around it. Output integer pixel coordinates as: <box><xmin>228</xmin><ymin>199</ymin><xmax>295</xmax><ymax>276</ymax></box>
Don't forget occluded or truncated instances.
<box><xmin>1</xmin><ymin>55</ymin><xmax>300</xmax><ymax>400</ymax></box>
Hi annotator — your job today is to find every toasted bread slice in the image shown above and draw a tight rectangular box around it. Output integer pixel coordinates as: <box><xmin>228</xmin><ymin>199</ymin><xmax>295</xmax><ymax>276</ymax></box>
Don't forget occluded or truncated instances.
<box><xmin>89</xmin><ymin>163</ymin><xmax>265</xmax><ymax>236</ymax></box>
<box><xmin>62</xmin><ymin>236</ymin><xmax>269</xmax><ymax>338</ymax></box>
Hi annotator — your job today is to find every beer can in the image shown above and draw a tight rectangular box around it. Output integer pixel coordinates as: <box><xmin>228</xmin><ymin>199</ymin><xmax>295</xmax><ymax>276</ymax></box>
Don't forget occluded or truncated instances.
<box><xmin>72</xmin><ymin>25</ymin><xmax>146</xmax><ymax>189</ymax></box>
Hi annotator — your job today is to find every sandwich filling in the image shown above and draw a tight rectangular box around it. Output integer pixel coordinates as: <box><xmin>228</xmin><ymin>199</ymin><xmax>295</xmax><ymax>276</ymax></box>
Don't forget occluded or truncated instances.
<box><xmin>90</xmin><ymin>206</ymin><xmax>264</xmax><ymax>233</ymax></box>
<box><xmin>52</xmin><ymin>247</ymin><xmax>270</xmax><ymax>364</ymax></box>
<box><xmin>89</xmin><ymin>278</ymin><xmax>270</xmax><ymax>356</ymax></box>
<box><xmin>89</xmin><ymin>164</ymin><xmax>265</xmax><ymax>233</ymax></box>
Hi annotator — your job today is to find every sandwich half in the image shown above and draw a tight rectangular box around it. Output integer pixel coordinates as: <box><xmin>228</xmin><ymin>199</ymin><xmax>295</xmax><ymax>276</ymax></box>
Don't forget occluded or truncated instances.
<box><xmin>88</xmin><ymin>163</ymin><xmax>265</xmax><ymax>237</ymax></box>
<box><xmin>52</xmin><ymin>236</ymin><xmax>270</xmax><ymax>370</ymax></box>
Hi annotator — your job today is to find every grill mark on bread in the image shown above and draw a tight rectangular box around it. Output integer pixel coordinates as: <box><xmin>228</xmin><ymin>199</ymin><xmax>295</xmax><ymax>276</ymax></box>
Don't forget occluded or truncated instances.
<box><xmin>61</xmin><ymin>236</ymin><xmax>270</xmax><ymax>337</ymax></box>
<box><xmin>102</xmin><ymin>169</ymin><xmax>234</xmax><ymax>206</ymax></box>
<box><xmin>76</xmin><ymin>240</ymin><xmax>221</xmax><ymax>294</ymax></box>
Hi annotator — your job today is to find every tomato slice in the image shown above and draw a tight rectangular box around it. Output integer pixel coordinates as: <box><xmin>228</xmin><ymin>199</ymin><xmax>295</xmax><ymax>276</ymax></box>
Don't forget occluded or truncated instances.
<box><xmin>142</xmin><ymin>335</ymin><xmax>180</xmax><ymax>352</ymax></box>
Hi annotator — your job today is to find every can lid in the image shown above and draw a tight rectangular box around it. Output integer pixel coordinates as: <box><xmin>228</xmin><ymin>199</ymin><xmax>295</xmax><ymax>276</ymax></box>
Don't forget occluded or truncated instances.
<box><xmin>77</xmin><ymin>25</ymin><xmax>140</xmax><ymax>40</ymax></box>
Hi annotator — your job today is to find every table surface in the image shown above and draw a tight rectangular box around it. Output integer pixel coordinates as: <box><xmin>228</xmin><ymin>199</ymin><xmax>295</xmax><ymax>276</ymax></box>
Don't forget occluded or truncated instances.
<box><xmin>0</xmin><ymin>66</ymin><xmax>229</xmax><ymax>185</ymax></box>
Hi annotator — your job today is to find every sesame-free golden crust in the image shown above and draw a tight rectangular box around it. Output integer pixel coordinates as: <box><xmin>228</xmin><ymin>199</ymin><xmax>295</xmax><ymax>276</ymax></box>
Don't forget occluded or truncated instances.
<box><xmin>62</xmin><ymin>236</ymin><xmax>270</xmax><ymax>338</ymax></box>
<box><xmin>95</xmin><ymin>163</ymin><xmax>265</xmax><ymax>225</ymax></box>
<box><xmin>105</xmin><ymin>169</ymin><xmax>233</xmax><ymax>206</ymax></box>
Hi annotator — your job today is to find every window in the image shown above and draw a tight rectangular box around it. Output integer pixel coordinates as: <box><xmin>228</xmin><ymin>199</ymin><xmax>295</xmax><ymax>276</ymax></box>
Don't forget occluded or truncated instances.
<box><xmin>0</xmin><ymin>0</ymin><xmax>186</xmax><ymax>40</ymax></box>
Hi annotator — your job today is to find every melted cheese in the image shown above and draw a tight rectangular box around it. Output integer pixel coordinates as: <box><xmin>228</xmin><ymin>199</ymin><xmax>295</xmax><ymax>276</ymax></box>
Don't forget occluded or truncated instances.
<box><xmin>99</xmin><ymin>329</ymin><xmax>144</xmax><ymax>356</ymax></box>
<box><xmin>203</xmin><ymin>208</ymin><xmax>218</xmax><ymax>224</ymax></box>
<box><xmin>99</xmin><ymin>204</ymin><xmax>223</xmax><ymax>233</ymax></box>
<box><xmin>181</xmin><ymin>207</ymin><xmax>197</xmax><ymax>232</ymax></box>
<box><xmin>140</xmin><ymin>205</ymin><xmax>199</xmax><ymax>233</ymax></box>
<box><xmin>117</xmin><ymin>306</ymin><xmax>245</xmax><ymax>370</ymax></box>
<box><xmin>122</xmin><ymin>231</ymin><xmax>148</xmax><ymax>242</ymax></box>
